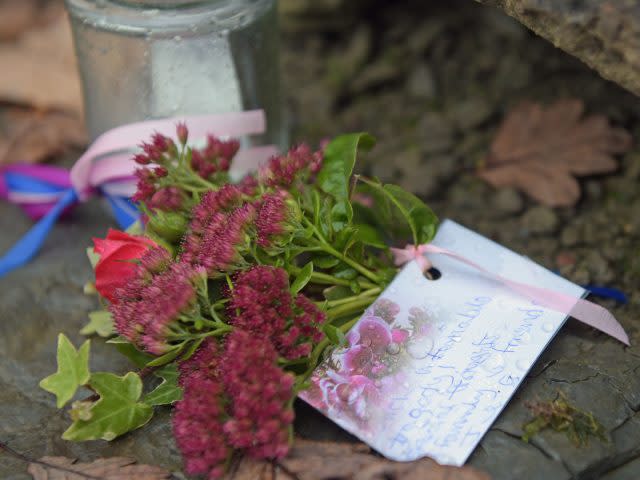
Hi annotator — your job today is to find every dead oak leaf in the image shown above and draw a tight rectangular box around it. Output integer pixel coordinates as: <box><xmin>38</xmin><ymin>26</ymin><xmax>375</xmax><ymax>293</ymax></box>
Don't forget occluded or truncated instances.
<box><xmin>477</xmin><ymin>99</ymin><xmax>632</xmax><ymax>207</ymax></box>
<box><xmin>230</xmin><ymin>439</ymin><xmax>490</xmax><ymax>480</ymax></box>
<box><xmin>0</xmin><ymin>107</ymin><xmax>87</xmax><ymax>164</ymax></box>
<box><xmin>0</xmin><ymin>9</ymin><xmax>83</xmax><ymax>115</ymax></box>
<box><xmin>27</xmin><ymin>455</ymin><xmax>170</xmax><ymax>480</ymax></box>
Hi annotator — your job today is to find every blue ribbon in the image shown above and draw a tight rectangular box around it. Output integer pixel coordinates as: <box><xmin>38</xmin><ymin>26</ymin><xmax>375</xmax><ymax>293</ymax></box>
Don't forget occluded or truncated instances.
<box><xmin>0</xmin><ymin>172</ymin><xmax>139</xmax><ymax>277</ymax></box>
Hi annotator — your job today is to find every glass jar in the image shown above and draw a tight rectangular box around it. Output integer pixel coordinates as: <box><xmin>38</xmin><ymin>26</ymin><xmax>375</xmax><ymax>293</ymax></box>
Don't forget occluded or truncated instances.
<box><xmin>64</xmin><ymin>0</ymin><xmax>286</xmax><ymax>147</ymax></box>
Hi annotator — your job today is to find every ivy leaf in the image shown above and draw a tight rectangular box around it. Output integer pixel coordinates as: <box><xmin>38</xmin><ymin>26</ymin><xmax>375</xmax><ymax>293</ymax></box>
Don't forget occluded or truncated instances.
<box><xmin>63</xmin><ymin>372</ymin><xmax>153</xmax><ymax>441</ymax></box>
<box><xmin>80</xmin><ymin>310</ymin><xmax>115</xmax><ymax>338</ymax></box>
<box><xmin>144</xmin><ymin>364</ymin><xmax>183</xmax><ymax>406</ymax></box>
<box><xmin>317</xmin><ymin>133</ymin><xmax>375</xmax><ymax>231</ymax></box>
<box><xmin>291</xmin><ymin>261</ymin><xmax>313</xmax><ymax>295</ymax></box>
<box><xmin>360</xmin><ymin>179</ymin><xmax>438</xmax><ymax>245</ymax></box>
<box><xmin>39</xmin><ymin>334</ymin><xmax>90</xmax><ymax>408</ymax></box>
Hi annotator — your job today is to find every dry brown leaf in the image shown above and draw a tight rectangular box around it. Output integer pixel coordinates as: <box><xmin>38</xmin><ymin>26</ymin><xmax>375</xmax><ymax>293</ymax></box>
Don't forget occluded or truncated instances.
<box><xmin>0</xmin><ymin>0</ymin><xmax>63</xmax><ymax>41</ymax></box>
<box><xmin>0</xmin><ymin>107</ymin><xmax>86</xmax><ymax>164</ymax></box>
<box><xmin>477</xmin><ymin>99</ymin><xmax>632</xmax><ymax>207</ymax></box>
<box><xmin>230</xmin><ymin>439</ymin><xmax>490</xmax><ymax>480</ymax></box>
<box><xmin>27</xmin><ymin>455</ymin><xmax>170</xmax><ymax>480</ymax></box>
<box><xmin>0</xmin><ymin>7</ymin><xmax>83</xmax><ymax>115</ymax></box>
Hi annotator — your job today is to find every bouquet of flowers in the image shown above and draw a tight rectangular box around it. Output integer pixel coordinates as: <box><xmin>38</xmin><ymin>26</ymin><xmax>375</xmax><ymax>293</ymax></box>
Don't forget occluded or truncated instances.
<box><xmin>40</xmin><ymin>125</ymin><xmax>438</xmax><ymax>479</ymax></box>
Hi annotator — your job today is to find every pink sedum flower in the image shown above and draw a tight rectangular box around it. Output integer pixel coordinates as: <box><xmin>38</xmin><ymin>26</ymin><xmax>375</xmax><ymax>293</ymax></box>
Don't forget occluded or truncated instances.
<box><xmin>221</xmin><ymin>329</ymin><xmax>295</xmax><ymax>459</ymax></box>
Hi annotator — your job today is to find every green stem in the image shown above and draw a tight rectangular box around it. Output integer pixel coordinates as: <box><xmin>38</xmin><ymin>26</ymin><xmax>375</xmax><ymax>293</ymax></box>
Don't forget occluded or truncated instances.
<box><xmin>301</xmin><ymin>218</ymin><xmax>381</xmax><ymax>283</ymax></box>
<box><xmin>321</xmin><ymin>287</ymin><xmax>381</xmax><ymax>308</ymax></box>
<box><xmin>326</xmin><ymin>295</ymin><xmax>374</xmax><ymax>320</ymax></box>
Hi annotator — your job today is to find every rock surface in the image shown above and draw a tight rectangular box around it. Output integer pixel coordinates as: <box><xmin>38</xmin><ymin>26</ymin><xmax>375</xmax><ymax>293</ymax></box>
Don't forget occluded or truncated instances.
<box><xmin>474</xmin><ymin>0</ymin><xmax>640</xmax><ymax>97</ymax></box>
<box><xmin>3</xmin><ymin>1</ymin><xmax>640</xmax><ymax>479</ymax></box>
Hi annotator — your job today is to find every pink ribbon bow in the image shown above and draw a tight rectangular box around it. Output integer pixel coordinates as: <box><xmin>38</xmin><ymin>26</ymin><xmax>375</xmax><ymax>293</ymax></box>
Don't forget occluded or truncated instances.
<box><xmin>391</xmin><ymin>243</ymin><xmax>630</xmax><ymax>346</ymax></box>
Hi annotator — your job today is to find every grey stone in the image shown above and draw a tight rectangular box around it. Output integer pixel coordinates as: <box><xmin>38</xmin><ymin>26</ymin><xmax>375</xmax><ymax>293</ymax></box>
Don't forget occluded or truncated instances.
<box><xmin>417</xmin><ymin>112</ymin><xmax>455</xmax><ymax>155</ymax></box>
<box><xmin>521</xmin><ymin>206</ymin><xmax>559</xmax><ymax>235</ymax></box>
<box><xmin>473</xmin><ymin>0</ymin><xmax>640</xmax><ymax>98</ymax></box>
<box><xmin>447</xmin><ymin>98</ymin><xmax>494</xmax><ymax>131</ymax></box>
<box><xmin>491</xmin><ymin>188</ymin><xmax>524</xmax><ymax>216</ymax></box>
<box><xmin>406</xmin><ymin>63</ymin><xmax>437</xmax><ymax>99</ymax></box>
<box><xmin>561</xmin><ymin>224</ymin><xmax>581</xmax><ymax>247</ymax></box>
<box><xmin>349</xmin><ymin>57</ymin><xmax>401</xmax><ymax>94</ymax></box>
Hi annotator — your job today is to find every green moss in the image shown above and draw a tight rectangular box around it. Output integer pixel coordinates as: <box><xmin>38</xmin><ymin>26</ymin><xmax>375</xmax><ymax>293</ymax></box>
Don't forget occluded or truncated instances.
<box><xmin>522</xmin><ymin>391</ymin><xmax>607</xmax><ymax>447</ymax></box>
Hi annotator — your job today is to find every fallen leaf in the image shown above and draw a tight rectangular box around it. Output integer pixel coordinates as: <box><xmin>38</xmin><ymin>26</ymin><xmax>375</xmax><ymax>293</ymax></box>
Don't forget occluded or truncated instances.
<box><xmin>477</xmin><ymin>99</ymin><xmax>632</xmax><ymax>207</ymax></box>
<box><xmin>0</xmin><ymin>8</ymin><xmax>83</xmax><ymax>115</ymax></box>
<box><xmin>0</xmin><ymin>107</ymin><xmax>86</xmax><ymax>164</ymax></box>
<box><xmin>28</xmin><ymin>456</ymin><xmax>170</xmax><ymax>479</ymax></box>
<box><xmin>0</xmin><ymin>0</ymin><xmax>63</xmax><ymax>41</ymax></box>
<box><xmin>231</xmin><ymin>439</ymin><xmax>490</xmax><ymax>480</ymax></box>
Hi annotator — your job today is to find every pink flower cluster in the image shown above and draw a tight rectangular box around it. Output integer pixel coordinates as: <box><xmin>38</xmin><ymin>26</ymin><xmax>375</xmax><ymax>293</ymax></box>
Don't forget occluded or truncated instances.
<box><xmin>173</xmin><ymin>331</ymin><xmax>295</xmax><ymax>478</ymax></box>
<box><xmin>181</xmin><ymin>185</ymin><xmax>255</xmax><ymax>275</ymax></box>
<box><xmin>229</xmin><ymin>266</ymin><xmax>325</xmax><ymax>359</ymax></box>
<box><xmin>110</xmin><ymin>247</ymin><xmax>204</xmax><ymax>354</ymax></box>
<box><xmin>191</xmin><ymin>135</ymin><xmax>239</xmax><ymax>179</ymax></box>
<box><xmin>259</xmin><ymin>144</ymin><xmax>323</xmax><ymax>188</ymax></box>
<box><xmin>221</xmin><ymin>330</ymin><xmax>295</xmax><ymax>459</ymax></box>
<box><xmin>173</xmin><ymin>340</ymin><xmax>228</xmax><ymax>480</ymax></box>
<box><xmin>255</xmin><ymin>191</ymin><xmax>294</xmax><ymax>248</ymax></box>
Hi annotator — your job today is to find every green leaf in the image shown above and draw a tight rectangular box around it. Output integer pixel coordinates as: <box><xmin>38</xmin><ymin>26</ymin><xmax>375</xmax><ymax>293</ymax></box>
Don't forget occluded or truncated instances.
<box><xmin>80</xmin><ymin>311</ymin><xmax>115</xmax><ymax>338</ymax></box>
<box><xmin>352</xmin><ymin>224</ymin><xmax>386</xmax><ymax>249</ymax></box>
<box><xmin>291</xmin><ymin>262</ymin><xmax>313</xmax><ymax>294</ymax></box>
<box><xmin>113</xmin><ymin>343</ymin><xmax>153</xmax><ymax>369</ymax></box>
<box><xmin>360</xmin><ymin>179</ymin><xmax>438</xmax><ymax>245</ymax></box>
<box><xmin>316</xmin><ymin>133</ymin><xmax>375</xmax><ymax>230</ymax></box>
<box><xmin>312</xmin><ymin>255</ymin><xmax>340</xmax><ymax>269</ymax></box>
<box><xmin>144</xmin><ymin>364</ymin><xmax>183</xmax><ymax>406</ymax></box>
<box><xmin>145</xmin><ymin>343</ymin><xmax>186</xmax><ymax>367</ymax></box>
<box><xmin>323</xmin><ymin>285</ymin><xmax>352</xmax><ymax>301</ymax></box>
<box><xmin>334</xmin><ymin>267</ymin><xmax>358</xmax><ymax>280</ymax></box>
<box><xmin>39</xmin><ymin>334</ymin><xmax>91</xmax><ymax>408</ymax></box>
<box><xmin>63</xmin><ymin>372</ymin><xmax>153</xmax><ymax>441</ymax></box>
<box><xmin>86</xmin><ymin>248</ymin><xmax>100</xmax><ymax>269</ymax></box>
<box><xmin>323</xmin><ymin>324</ymin><xmax>347</xmax><ymax>346</ymax></box>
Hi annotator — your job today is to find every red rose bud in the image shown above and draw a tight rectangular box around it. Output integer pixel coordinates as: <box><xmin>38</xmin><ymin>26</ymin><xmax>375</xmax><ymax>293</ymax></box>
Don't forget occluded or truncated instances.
<box><xmin>92</xmin><ymin>229</ymin><xmax>158</xmax><ymax>303</ymax></box>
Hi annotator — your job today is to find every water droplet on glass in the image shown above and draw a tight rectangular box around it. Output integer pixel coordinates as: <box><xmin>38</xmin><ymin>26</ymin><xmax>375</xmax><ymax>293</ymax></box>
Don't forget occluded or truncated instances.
<box><xmin>173</xmin><ymin>35</ymin><xmax>183</xmax><ymax>42</ymax></box>
<box><xmin>542</xmin><ymin>322</ymin><xmax>555</xmax><ymax>333</ymax></box>
<box><xmin>386</xmin><ymin>343</ymin><xmax>401</xmax><ymax>355</ymax></box>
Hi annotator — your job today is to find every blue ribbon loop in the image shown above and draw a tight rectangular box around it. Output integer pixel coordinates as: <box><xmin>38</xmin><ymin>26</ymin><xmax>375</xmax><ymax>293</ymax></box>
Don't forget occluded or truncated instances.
<box><xmin>0</xmin><ymin>170</ymin><xmax>139</xmax><ymax>277</ymax></box>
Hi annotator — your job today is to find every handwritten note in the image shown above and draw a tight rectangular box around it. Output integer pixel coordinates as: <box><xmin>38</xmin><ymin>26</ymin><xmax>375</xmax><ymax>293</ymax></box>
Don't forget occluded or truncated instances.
<box><xmin>299</xmin><ymin>220</ymin><xmax>584</xmax><ymax>465</ymax></box>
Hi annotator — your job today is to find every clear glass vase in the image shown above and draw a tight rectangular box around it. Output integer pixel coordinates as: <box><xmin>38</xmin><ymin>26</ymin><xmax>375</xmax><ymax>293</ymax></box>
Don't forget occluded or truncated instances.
<box><xmin>64</xmin><ymin>0</ymin><xmax>286</xmax><ymax>147</ymax></box>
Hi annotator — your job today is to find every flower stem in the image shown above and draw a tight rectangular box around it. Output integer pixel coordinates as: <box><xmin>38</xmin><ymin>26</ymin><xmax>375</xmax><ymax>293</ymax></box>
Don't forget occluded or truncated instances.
<box><xmin>326</xmin><ymin>295</ymin><xmax>375</xmax><ymax>321</ymax></box>
<box><xmin>301</xmin><ymin>217</ymin><xmax>381</xmax><ymax>284</ymax></box>
<box><xmin>320</xmin><ymin>287</ymin><xmax>381</xmax><ymax>308</ymax></box>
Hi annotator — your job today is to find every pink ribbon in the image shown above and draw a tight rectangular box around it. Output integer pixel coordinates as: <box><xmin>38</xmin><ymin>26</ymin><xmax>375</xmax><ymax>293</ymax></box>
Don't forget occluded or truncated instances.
<box><xmin>391</xmin><ymin>243</ymin><xmax>630</xmax><ymax>346</ymax></box>
<box><xmin>71</xmin><ymin>110</ymin><xmax>277</xmax><ymax>200</ymax></box>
